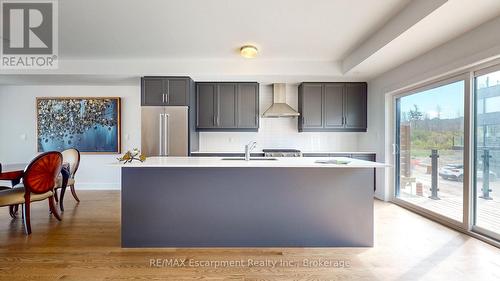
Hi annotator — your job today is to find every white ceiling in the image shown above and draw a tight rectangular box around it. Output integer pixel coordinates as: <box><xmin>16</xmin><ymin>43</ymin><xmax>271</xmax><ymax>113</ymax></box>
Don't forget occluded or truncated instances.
<box><xmin>1</xmin><ymin>0</ymin><xmax>500</xmax><ymax>83</ymax></box>
<box><xmin>350</xmin><ymin>0</ymin><xmax>500</xmax><ymax>76</ymax></box>
<box><xmin>59</xmin><ymin>0</ymin><xmax>409</xmax><ymax>60</ymax></box>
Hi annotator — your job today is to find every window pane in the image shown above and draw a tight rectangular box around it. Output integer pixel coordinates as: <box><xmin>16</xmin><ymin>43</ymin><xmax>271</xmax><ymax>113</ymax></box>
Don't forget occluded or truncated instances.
<box><xmin>474</xmin><ymin>69</ymin><xmax>500</xmax><ymax>236</ymax></box>
<box><xmin>396</xmin><ymin>80</ymin><xmax>465</xmax><ymax>222</ymax></box>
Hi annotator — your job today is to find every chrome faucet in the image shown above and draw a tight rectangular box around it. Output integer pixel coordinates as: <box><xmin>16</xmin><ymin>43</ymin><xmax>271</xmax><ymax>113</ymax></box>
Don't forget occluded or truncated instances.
<box><xmin>245</xmin><ymin>141</ymin><xmax>257</xmax><ymax>161</ymax></box>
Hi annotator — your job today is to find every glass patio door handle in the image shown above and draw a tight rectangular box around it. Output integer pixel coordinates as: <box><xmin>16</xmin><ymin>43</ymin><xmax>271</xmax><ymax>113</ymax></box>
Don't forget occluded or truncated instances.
<box><xmin>392</xmin><ymin>143</ymin><xmax>398</xmax><ymax>155</ymax></box>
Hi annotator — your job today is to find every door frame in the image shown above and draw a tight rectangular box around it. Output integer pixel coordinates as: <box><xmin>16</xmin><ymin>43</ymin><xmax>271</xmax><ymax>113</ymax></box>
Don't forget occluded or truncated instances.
<box><xmin>387</xmin><ymin>58</ymin><xmax>500</xmax><ymax>247</ymax></box>
<box><xmin>391</xmin><ymin>74</ymin><xmax>471</xmax><ymax>230</ymax></box>
<box><xmin>470</xmin><ymin>63</ymin><xmax>500</xmax><ymax>242</ymax></box>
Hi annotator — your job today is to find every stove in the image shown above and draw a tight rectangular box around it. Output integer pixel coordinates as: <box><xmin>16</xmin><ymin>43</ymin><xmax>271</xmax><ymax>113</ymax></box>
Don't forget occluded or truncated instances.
<box><xmin>262</xmin><ymin>149</ymin><xmax>302</xmax><ymax>157</ymax></box>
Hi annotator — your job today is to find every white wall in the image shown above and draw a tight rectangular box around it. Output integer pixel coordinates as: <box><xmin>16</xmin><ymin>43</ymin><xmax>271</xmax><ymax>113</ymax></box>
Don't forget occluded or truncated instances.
<box><xmin>199</xmin><ymin>84</ymin><xmax>362</xmax><ymax>152</ymax></box>
<box><xmin>0</xmin><ymin>85</ymin><xmax>141</xmax><ymax>189</ymax></box>
<box><xmin>0</xmin><ymin>83</ymin><xmax>361</xmax><ymax>189</ymax></box>
<box><xmin>360</xmin><ymin>16</ymin><xmax>500</xmax><ymax>200</ymax></box>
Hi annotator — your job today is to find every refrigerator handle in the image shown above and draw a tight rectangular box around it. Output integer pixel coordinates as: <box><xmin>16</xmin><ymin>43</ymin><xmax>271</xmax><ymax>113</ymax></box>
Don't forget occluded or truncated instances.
<box><xmin>164</xmin><ymin>114</ymin><xmax>170</xmax><ymax>156</ymax></box>
<box><xmin>159</xmin><ymin>114</ymin><xmax>163</xmax><ymax>155</ymax></box>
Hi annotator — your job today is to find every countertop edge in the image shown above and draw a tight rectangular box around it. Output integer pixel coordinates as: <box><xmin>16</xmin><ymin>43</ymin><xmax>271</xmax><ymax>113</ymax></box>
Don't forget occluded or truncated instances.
<box><xmin>110</xmin><ymin>156</ymin><xmax>389</xmax><ymax>168</ymax></box>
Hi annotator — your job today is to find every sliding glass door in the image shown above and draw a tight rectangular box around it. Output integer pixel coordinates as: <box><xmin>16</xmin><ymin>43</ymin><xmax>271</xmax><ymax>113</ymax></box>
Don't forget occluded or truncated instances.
<box><xmin>392</xmin><ymin>62</ymin><xmax>500</xmax><ymax>244</ymax></box>
<box><xmin>474</xmin><ymin>66</ymin><xmax>500</xmax><ymax>239</ymax></box>
<box><xmin>395</xmin><ymin>78</ymin><xmax>466</xmax><ymax>223</ymax></box>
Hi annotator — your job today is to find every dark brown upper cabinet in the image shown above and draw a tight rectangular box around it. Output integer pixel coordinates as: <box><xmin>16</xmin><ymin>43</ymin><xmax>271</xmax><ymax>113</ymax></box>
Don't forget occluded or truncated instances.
<box><xmin>298</xmin><ymin>82</ymin><xmax>367</xmax><ymax>132</ymax></box>
<box><xmin>196</xmin><ymin>82</ymin><xmax>259</xmax><ymax>131</ymax></box>
<box><xmin>344</xmin><ymin>83</ymin><xmax>367</xmax><ymax>130</ymax></box>
<box><xmin>196</xmin><ymin>83</ymin><xmax>217</xmax><ymax>128</ymax></box>
<box><xmin>217</xmin><ymin>83</ymin><xmax>237</xmax><ymax>128</ymax></box>
<box><xmin>300</xmin><ymin>83</ymin><xmax>323</xmax><ymax>129</ymax></box>
<box><xmin>237</xmin><ymin>83</ymin><xmax>259</xmax><ymax>129</ymax></box>
<box><xmin>141</xmin><ymin>77</ymin><xmax>194</xmax><ymax>106</ymax></box>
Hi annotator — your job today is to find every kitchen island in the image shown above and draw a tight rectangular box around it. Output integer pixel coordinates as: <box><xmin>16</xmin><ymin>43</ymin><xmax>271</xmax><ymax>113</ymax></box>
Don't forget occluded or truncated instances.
<box><xmin>117</xmin><ymin>157</ymin><xmax>386</xmax><ymax>247</ymax></box>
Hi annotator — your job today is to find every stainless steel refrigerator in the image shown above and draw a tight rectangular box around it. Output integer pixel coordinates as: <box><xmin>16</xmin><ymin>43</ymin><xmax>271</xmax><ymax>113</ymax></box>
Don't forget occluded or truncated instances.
<box><xmin>141</xmin><ymin>106</ymin><xmax>189</xmax><ymax>156</ymax></box>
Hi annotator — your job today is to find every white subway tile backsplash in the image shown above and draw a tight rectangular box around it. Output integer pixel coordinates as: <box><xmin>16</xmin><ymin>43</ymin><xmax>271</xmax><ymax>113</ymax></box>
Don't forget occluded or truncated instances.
<box><xmin>199</xmin><ymin>84</ymin><xmax>361</xmax><ymax>152</ymax></box>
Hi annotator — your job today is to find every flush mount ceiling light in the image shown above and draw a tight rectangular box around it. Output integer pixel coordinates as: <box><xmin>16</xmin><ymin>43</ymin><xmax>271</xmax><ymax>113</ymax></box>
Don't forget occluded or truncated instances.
<box><xmin>240</xmin><ymin>45</ymin><xmax>258</xmax><ymax>58</ymax></box>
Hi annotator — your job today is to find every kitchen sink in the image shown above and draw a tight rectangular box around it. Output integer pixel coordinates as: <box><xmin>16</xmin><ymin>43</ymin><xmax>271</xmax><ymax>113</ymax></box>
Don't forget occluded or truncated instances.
<box><xmin>221</xmin><ymin>157</ymin><xmax>278</xmax><ymax>161</ymax></box>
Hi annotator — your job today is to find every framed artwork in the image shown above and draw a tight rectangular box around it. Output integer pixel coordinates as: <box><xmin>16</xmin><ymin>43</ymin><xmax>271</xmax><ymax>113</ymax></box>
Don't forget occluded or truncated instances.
<box><xmin>36</xmin><ymin>97</ymin><xmax>121</xmax><ymax>154</ymax></box>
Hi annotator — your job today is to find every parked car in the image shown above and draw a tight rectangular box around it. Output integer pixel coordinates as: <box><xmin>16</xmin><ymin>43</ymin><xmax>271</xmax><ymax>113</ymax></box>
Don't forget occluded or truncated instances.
<box><xmin>439</xmin><ymin>164</ymin><xmax>497</xmax><ymax>182</ymax></box>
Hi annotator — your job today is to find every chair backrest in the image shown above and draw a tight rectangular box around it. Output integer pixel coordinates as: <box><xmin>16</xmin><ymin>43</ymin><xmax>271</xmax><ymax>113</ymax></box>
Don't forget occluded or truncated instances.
<box><xmin>61</xmin><ymin>148</ymin><xmax>80</xmax><ymax>177</ymax></box>
<box><xmin>23</xmin><ymin>151</ymin><xmax>62</xmax><ymax>194</ymax></box>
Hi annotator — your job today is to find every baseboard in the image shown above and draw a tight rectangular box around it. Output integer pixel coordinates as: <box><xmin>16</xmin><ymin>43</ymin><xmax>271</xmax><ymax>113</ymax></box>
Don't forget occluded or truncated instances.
<box><xmin>75</xmin><ymin>183</ymin><xmax>120</xmax><ymax>190</ymax></box>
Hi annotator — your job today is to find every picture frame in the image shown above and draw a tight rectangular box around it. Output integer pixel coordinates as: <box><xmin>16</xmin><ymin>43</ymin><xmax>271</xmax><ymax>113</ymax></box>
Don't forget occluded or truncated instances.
<box><xmin>36</xmin><ymin>97</ymin><xmax>121</xmax><ymax>154</ymax></box>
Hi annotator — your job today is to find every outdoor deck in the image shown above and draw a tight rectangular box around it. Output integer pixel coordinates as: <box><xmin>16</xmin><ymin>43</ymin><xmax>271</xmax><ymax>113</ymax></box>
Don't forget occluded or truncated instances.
<box><xmin>399</xmin><ymin>165</ymin><xmax>500</xmax><ymax>234</ymax></box>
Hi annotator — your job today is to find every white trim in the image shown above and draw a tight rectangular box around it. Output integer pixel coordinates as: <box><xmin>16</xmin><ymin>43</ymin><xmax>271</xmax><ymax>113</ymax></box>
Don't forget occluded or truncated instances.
<box><xmin>464</xmin><ymin>72</ymin><xmax>473</xmax><ymax>231</ymax></box>
<box><xmin>387</xmin><ymin>94</ymin><xmax>397</xmax><ymax>201</ymax></box>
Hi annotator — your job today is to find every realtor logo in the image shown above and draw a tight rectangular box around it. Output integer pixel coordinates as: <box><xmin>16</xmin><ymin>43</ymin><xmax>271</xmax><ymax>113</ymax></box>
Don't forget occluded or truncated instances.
<box><xmin>1</xmin><ymin>0</ymin><xmax>58</xmax><ymax>69</ymax></box>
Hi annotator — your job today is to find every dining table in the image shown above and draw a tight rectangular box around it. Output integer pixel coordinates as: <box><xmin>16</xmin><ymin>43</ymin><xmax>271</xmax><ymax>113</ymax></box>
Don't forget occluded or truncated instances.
<box><xmin>0</xmin><ymin>162</ymin><xmax>71</xmax><ymax>213</ymax></box>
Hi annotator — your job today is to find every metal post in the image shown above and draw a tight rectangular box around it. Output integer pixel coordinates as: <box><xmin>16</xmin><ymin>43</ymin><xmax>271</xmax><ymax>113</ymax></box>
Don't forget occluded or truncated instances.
<box><xmin>429</xmin><ymin>149</ymin><xmax>440</xmax><ymax>200</ymax></box>
<box><xmin>480</xmin><ymin>149</ymin><xmax>493</xmax><ymax>200</ymax></box>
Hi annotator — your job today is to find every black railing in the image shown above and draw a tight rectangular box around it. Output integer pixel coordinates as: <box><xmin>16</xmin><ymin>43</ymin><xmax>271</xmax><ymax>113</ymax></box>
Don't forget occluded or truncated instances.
<box><xmin>429</xmin><ymin>149</ymin><xmax>440</xmax><ymax>200</ymax></box>
<box><xmin>480</xmin><ymin>149</ymin><xmax>493</xmax><ymax>200</ymax></box>
<box><xmin>426</xmin><ymin>148</ymin><xmax>494</xmax><ymax>200</ymax></box>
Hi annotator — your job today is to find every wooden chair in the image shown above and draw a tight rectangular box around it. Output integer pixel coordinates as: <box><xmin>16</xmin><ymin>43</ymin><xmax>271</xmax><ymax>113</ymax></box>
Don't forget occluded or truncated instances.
<box><xmin>0</xmin><ymin>152</ymin><xmax>63</xmax><ymax>235</ymax></box>
<box><xmin>54</xmin><ymin>148</ymin><xmax>81</xmax><ymax>205</ymax></box>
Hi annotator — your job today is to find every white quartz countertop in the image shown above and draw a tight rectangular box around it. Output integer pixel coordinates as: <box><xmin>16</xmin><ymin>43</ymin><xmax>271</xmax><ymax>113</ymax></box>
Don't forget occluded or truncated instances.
<box><xmin>191</xmin><ymin>151</ymin><xmax>376</xmax><ymax>154</ymax></box>
<box><xmin>111</xmin><ymin>156</ymin><xmax>388</xmax><ymax>168</ymax></box>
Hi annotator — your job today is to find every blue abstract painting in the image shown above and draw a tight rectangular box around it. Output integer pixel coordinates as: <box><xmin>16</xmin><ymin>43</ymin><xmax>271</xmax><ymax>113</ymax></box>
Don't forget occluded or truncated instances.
<box><xmin>37</xmin><ymin>98</ymin><xmax>121</xmax><ymax>153</ymax></box>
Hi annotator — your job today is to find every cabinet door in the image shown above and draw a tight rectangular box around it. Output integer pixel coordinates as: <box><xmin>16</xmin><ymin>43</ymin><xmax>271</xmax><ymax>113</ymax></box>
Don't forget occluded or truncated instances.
<box><xmin>344</xmin><ymin>83</ymin><xmax>367</xmax><ymax>130</ymax></box>
<box><xmin>237</xmin><ymin>83</ymin><xmax>259</xmax><ymax>128</ymax></box>
<box><xmin>166</xmin><ymin>78</ymin><xmax>189</xmax><ymax>106</ymax></box>
<box><xmin>300</xmin><ymin>84</ymin><xmax>323</xmax><ymax>128</ymax></box>
<box><xmin>324</xmin><ymin>83</ymin><xmax>344</xmax><ymax>128</ymax></box>
<box><xmin>196</xmin><ymin>83</ymin><xmax>216</xmax><ymax>128</ymax></box>
<box><xmin>142</xmin><ymin>78</ymin><xmax>165</xmax><ymax>106</ymax></box>
<box><xmin>216</xmin><ymin>84</ymin><xmax>237</xmax><ymax>128</ymax></box>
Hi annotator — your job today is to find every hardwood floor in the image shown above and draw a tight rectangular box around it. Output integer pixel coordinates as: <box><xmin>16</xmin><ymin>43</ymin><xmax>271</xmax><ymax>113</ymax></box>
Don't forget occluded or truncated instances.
<box><xmin>0</xmin><ymin>191</ymin><xmax>499</xmax><ymax>281</ymax></box>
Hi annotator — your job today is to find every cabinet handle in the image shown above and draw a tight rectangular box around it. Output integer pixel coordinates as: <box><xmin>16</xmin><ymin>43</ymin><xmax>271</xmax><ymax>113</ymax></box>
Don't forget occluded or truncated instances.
<box><xmin>162</xmin><ymin>93</ymin><xmax>165</xmax><ymax>103</ymax></box>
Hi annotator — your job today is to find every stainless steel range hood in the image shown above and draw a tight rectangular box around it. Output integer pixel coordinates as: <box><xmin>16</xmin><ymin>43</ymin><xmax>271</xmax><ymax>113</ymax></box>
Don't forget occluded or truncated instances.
<box><xmin>262</xmin><ymin>84</ymin><xmax>300</xmax><ymax>118</ymax></box>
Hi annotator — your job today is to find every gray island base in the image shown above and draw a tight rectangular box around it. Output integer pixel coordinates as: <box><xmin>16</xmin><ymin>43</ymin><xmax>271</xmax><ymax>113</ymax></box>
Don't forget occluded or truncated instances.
<box><xmin>121</xmin><ymin>164</ymin><xmax>376</xmax><ymax>247</ymax></box>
